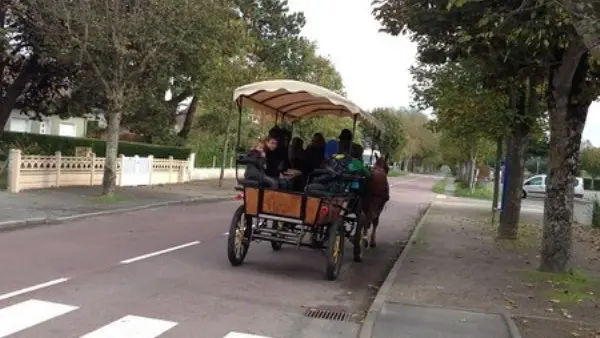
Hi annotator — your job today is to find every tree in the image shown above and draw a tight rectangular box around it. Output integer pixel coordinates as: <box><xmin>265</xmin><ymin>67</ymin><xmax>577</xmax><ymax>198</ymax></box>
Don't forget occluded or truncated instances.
<box><xmin>235</xmin><ymin>0</ymin><xmax>306</xmax><ymax>77</ymax></box>
<box><xmin>361</xmin><ymin>107</ymin><xmax>406</xmax><ymax>160</ymax></box>
<box><xmin>0</xmin><ymin>1</ymin><xmax>74</xmax><ymax>130</ymax></box>
<box><xmin>411</xmin><ymin>58</ymin><xmax>507</xmax><ymax>186</ymax></box>
<box><xmin>398</xmin><ymin>110</ymin><xmax>438</xmax><ymax>171</ymax></box>
<box><xmin>32</xmin><ymin>0</ymin><xmax>231</xmax><ymax>195</ymax></box>
<box><xmin>374</xmin><ymin>0</ymin><xmax>600</xmax><ymax>271</ymax></box>
<box><xmin>373</xmin><ymin>0</ymin><xmax>543</xmax><ymax>241</ymax></box>
<box><xmin>581</xmin><ymin>147</ymin><xmax>600</xmax><ymax>190</ymax></box>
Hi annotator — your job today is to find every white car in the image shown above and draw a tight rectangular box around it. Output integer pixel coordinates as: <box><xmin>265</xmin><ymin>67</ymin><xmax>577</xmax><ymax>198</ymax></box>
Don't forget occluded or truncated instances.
<box><xmin>522</xmin><ymin>174</ymin><xmax>584</xmax><ymax>199</ymax></box>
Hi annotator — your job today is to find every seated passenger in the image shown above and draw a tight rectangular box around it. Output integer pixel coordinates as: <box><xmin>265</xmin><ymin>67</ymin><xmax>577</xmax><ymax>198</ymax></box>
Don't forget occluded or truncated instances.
<box><xmin>305</xmin><ymin>133</ymin><xmax>325</xmax><ymax>173</ymax></box>
<box><xmin>243</xmin><ymin>139</ymin><xmax>280</xmax><ymax>188</ymax></box>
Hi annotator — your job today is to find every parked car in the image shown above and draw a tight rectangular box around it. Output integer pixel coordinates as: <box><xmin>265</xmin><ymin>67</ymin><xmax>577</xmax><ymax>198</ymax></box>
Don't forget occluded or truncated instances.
<box><xmin>522</xmin><ymin>174</ymin><xmax>584</xmax><ymax>199</ymax></box>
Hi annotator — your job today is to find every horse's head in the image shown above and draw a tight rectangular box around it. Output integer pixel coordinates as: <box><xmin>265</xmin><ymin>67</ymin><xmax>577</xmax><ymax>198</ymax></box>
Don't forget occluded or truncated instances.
<box><xmin>374</xmin><ymin>153</ymin><xmax>390</xmax><ymax>174</ymax></box>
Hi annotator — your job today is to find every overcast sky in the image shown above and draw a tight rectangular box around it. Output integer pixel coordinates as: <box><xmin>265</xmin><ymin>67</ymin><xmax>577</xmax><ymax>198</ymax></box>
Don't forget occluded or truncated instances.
<box><xmin>286</xmin><ymin>0</ymin><xmax>600</xmax><ymax>146</ymax></box>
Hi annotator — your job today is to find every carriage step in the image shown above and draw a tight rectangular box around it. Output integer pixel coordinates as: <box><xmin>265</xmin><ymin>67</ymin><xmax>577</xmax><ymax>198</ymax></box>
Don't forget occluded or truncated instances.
<box><xmin>303</xmin><ymin>308</ymin><xmax>355</xmax><ymax>322</ymax></box>
<box><xmin>252</xmin><ymin>234</ymin><xmax>300</xmax><ymax>245</ymax></box>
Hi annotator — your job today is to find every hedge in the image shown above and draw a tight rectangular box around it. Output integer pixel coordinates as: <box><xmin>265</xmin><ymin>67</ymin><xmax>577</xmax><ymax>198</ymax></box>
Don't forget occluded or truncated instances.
<box><xmin>0</xmin><ymin>131</ymin><xmax>191</xmax><ymax>160</ymax></box>
<box><xmin>584</xmin><ymin>177</ymin><xmax>600</xmax><ymax>191</ymax></box>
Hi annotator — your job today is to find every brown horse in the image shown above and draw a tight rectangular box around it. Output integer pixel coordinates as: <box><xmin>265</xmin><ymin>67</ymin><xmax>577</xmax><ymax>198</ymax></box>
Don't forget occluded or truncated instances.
<box><xmin>362</xmin><ymin>154</ymin><xmax>390</xmax><ymax>248</ymax></box>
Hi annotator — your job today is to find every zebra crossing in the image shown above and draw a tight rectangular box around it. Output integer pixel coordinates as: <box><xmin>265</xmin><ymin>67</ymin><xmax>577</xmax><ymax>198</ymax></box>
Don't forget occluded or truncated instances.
<box><xmin>0</xmin><ymin>298</ymin><xmax>273</xmax><ymax>338</ymax></box>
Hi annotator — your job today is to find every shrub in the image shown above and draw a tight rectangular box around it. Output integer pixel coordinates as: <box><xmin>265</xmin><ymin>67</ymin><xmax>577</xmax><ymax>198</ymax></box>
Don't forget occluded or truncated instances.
<box><xmin>0</xmin><ymin>131</ymin><xmax>191</xmax><ymax>159</ymax></box>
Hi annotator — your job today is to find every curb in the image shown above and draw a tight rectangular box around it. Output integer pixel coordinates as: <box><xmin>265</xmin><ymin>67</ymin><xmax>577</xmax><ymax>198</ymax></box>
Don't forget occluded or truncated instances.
<box><xmin>358</xmin><ymin>201</ymin><xmax>434</xmax><ymax>338</ymax></box>
<box><xmin>503</xmin><ymin>313</ymin><xmax>523</xmax><ymax>338</ymax></box>
<box><xmin>0</xmin><ymin>195</ymin><xmax>235</xmax><ymax>232</ymax></box>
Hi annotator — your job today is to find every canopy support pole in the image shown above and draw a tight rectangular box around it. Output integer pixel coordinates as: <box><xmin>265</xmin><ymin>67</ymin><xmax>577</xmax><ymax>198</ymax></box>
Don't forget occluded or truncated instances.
<box><xmin>235</xmin><ymin>98</ymin><xmax>243</xmax><ymax>153</ymax></box>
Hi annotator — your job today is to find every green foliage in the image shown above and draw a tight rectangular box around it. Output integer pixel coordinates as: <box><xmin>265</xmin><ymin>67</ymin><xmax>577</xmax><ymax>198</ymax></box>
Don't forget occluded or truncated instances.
<box><xmin>361</xmin><ymin>107</ymin><xmax>406</xmax><ymax>160</ymax></box>
<box><xmin>581</xmin><ymin>147</ymin><xmax>600</xmax><ymax>179</ymax></box>
<box><xmin>454</xmin><ymin>181</ymin><xmax>493</xmax><ymax>200</ymax></box>
<box><xmin>432</xmin><ymin>179</ymin><xmax>446</xmax><ymax>193</ymax></box>
<box><xmin>0</xmin><ymin>132</ymin><xmax>191</xmax><ymax>159</ymax></box>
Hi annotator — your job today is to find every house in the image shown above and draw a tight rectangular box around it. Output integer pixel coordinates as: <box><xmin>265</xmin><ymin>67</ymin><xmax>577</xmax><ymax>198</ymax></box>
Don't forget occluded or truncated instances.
<box><xmin>4</xmin><ymin>110</ymin><xmax>94</xmax><ymax>138</ymax></box>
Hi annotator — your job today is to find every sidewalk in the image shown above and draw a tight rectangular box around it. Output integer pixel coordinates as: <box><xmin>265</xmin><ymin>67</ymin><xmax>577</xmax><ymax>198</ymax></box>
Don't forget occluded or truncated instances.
<box><xmin>361</xmin><ymin>201</ymin><xmax>600</xmax><ymax>338</ymax></box>
<box><xmin>0</xmin><ymin>179</ymin><xmax>237</xmax><ymax>229</ymax></box>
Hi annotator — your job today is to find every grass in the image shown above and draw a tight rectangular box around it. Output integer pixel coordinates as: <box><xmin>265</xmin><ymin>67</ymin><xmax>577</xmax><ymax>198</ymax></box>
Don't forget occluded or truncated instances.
<box><xmin>454</xmin><ymin>182</ymin><xmax>494</xmax><ymax>200</ymax></box>
<box><xmin>523</xmin><ymin>269</ymin><xmax>599</xmax><ymax>303</ymax></box>
<box><xmin>387</xmin><ymin>168</ymin><xmax>407</xmax><ymax>177</ymax></box>
<box><xmin>491</xmin><ymin>222</ymin><xmax>542</xmax><ymax>250</ymax></box>
<box><xmin>432</xmin><ymin>179</ymin><xmax>447</xmax><ymax>194</ymax></box>
<box><xmin>88</xmin><ymin>194</ymin><xmax>128</xmax><ymax>203</ymax></box>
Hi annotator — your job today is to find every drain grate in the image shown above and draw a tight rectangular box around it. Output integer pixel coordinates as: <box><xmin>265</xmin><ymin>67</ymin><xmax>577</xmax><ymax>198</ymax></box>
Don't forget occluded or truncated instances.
<box><xmin>303</xmin><ymin>308</ymin><xmax>354</xmax><ymax>322</ymax></box>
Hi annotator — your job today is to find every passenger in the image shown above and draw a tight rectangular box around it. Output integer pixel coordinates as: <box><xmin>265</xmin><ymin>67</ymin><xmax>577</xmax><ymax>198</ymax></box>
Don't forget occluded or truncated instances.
<box><xmin>305</xmin><ymin>133</ymin><xmax>325</xmax><ymax>173</ymax></box>
<box><xmin>324</xmin><ymin>128</ymin><xmax>356</xmax><ymax>158</ymax></box>
<box><xmin>339</xmin><ymin>128</ymin><xmax>361</xmax><ymax>156</ymax></box>
<box><xmin>289</xmin><ymin>137</ymin><xmax>307</xmax><ymax>172</ymax></box>
<box><xmin>243</xmin><ymin>139</ymin><xmax>279</xmax><ymax>188</ymax></box>
<box><xmin>324</xmin><ymin>139</ymin><xmax>339</xmax><ymax>158</ymax></box>
<box><xmin>265</xmin><ymin>127</ymin><xmax>288</xmax><ymax>178</ymax></box>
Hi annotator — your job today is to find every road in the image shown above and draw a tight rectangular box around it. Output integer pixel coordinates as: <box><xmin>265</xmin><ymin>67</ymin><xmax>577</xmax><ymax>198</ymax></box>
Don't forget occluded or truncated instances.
<box><xmin>0</xmin><ymin>174</ymin><xmax>438</xmax><ymax>338</ymax></box>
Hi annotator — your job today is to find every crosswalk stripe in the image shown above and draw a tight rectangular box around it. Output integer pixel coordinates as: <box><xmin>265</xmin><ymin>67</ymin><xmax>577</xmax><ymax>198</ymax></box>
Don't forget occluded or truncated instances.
<box><xmin>0</xmin><ymin>299</ymin><xmax>78</xmax><ymax>337</ymax></box>
<box><xmin>79</xmin><ymin>315</ymin><xmax>177</xmax><ymax>338</ymax></box>
<box><xmin>224</xmin><ymin>332</ymin><xmax>273</xmax><ymax>338</ymax></box>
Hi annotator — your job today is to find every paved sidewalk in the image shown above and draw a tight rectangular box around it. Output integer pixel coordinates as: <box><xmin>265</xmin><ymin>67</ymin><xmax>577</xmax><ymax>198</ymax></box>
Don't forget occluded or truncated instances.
<box><xmin>0</xmin><ymin>179</ymin><xmax>237</xmax><ymax>228</ymax></box>
<box><xmin>360</xmin><ymin>202</ymin><xmax>522</xmax><ymax>338</ymax></box>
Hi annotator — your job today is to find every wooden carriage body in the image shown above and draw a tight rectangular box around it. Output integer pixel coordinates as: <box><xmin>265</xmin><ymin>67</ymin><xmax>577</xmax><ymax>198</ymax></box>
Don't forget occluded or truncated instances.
<box><xmin>243</xmin><ymin>186</ymin><xmax>345</xmax><ymax>226</ymax></box>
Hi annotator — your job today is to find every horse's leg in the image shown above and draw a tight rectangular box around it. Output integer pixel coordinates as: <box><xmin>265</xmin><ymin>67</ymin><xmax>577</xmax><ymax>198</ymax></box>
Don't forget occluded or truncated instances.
<box><xmin>370</xmin><ymin>214</ymin><xmax>379</xmax><ymax>248</ymax></box>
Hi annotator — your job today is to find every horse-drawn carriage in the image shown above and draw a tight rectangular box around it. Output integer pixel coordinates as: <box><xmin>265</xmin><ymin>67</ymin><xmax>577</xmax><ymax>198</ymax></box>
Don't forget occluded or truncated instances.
<box><xmin>227</xmin><ymin>80</ymin><xmax>384</xmax><ymax>280</ymax></box>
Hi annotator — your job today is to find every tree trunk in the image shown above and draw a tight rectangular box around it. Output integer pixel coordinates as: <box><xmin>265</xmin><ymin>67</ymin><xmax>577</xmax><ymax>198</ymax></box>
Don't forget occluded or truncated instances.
<box><xmin>102</xmin><ymin>95</ymin><xmax>124</xmax><ymax>196</ymax></box>
<box><xmin>540</xmin><ymin>43</ymin><xmax>590</xmax><ymax>272</ymax></box>
<box><xmin>0</xmin><ymin>62</ymin><xmax>36</xmax><ymax>130</ymax></box>
<box><xmin>177</xmin><ymin>95</ymin><xmax>198</xmax><ymax>140</ymax></box>
<box><xmin>498</xmin><ymin>81</ymin><xmax>534</xmax><ymax>239</ymax></box>
<box><xmin>498</xmin><ymin>129</ymin><xmax>528</xmax><ymax>238</ymax></box>
<box><xmin>218</xmin><ymin>120</ymin><xmax>232</xmax><ymax>188</ymax></box>
<box><xmin>492</xmin><ymin>136</ymin><xmax>503</xmax><ymax>212</ymax></box>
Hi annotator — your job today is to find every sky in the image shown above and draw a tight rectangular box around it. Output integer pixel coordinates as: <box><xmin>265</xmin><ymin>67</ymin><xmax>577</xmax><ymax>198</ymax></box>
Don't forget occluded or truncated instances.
<box><xmin>285</xmin><ymin>0</ymin><xmax>600</xmax><ymax>147</ymax></box>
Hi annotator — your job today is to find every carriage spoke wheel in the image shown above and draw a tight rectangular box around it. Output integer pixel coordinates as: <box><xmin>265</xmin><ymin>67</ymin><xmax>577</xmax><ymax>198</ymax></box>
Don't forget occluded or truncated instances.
<box><xmin>325</xmin><ymin>219</ymin><xmax>345</xmax><ymax>281</ymax></box>
<box><xmin>227</xmin><ymin>205</ymin><xmax>251</xmax><ymax>266</ymax></box>
<box><xmin>353</xmin><ymin>212</ymin><xmax>369</xmax><ymax>262</ymax></box>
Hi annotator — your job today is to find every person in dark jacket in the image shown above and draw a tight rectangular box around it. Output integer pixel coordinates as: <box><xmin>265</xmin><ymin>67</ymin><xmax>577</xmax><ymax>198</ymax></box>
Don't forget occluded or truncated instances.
<box><xmin>243</xmin><ymin>139</ymin><xmax>279</xmax><ymax>188</ymax></box>
<box><xmin>305</xmin><ymin>133</ymin><xmax>325</xmax><ymax>174</ymax></box>
<box><xmin>265</xmin><ymin>127</ymin><xmax>289</xmax><ymax>178</ymax></box>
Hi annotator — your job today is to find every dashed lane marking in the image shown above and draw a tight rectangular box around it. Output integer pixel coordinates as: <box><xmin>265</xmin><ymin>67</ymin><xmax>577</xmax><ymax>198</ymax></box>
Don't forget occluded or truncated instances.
<box><xmin>0</xmin><ymin>278</ymin><xmax>69</xmax><ymax>301</ymax></box>
<box><xmin>120</xmin><ymin>241</ymin><xmax>200</xmax><ymax>264</ymax></box>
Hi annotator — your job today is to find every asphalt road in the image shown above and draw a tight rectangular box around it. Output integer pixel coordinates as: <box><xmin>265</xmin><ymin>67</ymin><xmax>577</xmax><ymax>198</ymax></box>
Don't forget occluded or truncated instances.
<box><xmin>0</xmin><ymin>174</ymin><xmax>438</xmax><ymax>338</ymax></box>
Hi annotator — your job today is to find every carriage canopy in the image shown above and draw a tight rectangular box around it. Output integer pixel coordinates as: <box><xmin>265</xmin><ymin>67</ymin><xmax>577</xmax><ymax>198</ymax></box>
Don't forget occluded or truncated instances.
<box><xmin>233</xmin><ymin>80</ymin><xmax>384</xmax><ymax>132</ymax></box>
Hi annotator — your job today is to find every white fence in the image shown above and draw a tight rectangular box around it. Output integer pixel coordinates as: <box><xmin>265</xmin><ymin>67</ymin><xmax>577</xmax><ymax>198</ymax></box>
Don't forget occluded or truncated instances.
<box><xmin>6</xmin><ymin>149</ymin><xmax>192</xmax><ymax>193</ymax></box>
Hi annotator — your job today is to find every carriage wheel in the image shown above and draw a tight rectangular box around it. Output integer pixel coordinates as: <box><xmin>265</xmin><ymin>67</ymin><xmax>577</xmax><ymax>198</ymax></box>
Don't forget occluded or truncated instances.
<box><xmin>353</xmin><ymin>212</ymin><xmax>369</xmax><ymax>262</ymax></box>
<box><xmin>227</xmin><ymin>205</ymin><xmax>252</xmax><ymax>266</ymax></box>
<box><xmin>270</xmin><ymin>221</ymin><xmax>284</xmax><ymax>251</ymax></box>
<box><xmin>325</xmin><ymin>219</ymin><xmax>345</xmax><ymax>281</ymax></box>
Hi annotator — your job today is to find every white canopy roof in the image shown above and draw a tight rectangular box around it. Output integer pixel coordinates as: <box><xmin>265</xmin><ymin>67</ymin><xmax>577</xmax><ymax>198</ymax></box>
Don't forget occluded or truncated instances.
<box><xmin>232</xmin><ymin>80</ymin><xmax>384</xmax><ymax>131</ymax></box>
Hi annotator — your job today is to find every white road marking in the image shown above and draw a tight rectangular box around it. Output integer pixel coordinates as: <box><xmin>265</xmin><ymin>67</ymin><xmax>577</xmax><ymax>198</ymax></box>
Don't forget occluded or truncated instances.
<box><xmin>120</xmin><ymin>241</ymin><xmax>200</xmax><ymax>264</ymax></box>
<box><xmin>224</xmin><ymin>332</ymin><xmax>273</xmax><ymax>338</ymax></box>
<box><xmin>0</xmin><ymin>278</ymin><xmax>69</xmax><ymax>301</ymax></box>
<box><xmin>436</xmin><ymin>194</ymin><xmax>447</xmax><ymax>199</ymax></box>
<box><xmin>79</xmin><ymin>315</ymin><xmax>177</xmax><ymax>338</ymax></box>
<box><xmin>0</xmin><ymin>299</ymin><xmax>78</xmax><ymax>337</ymax></box>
